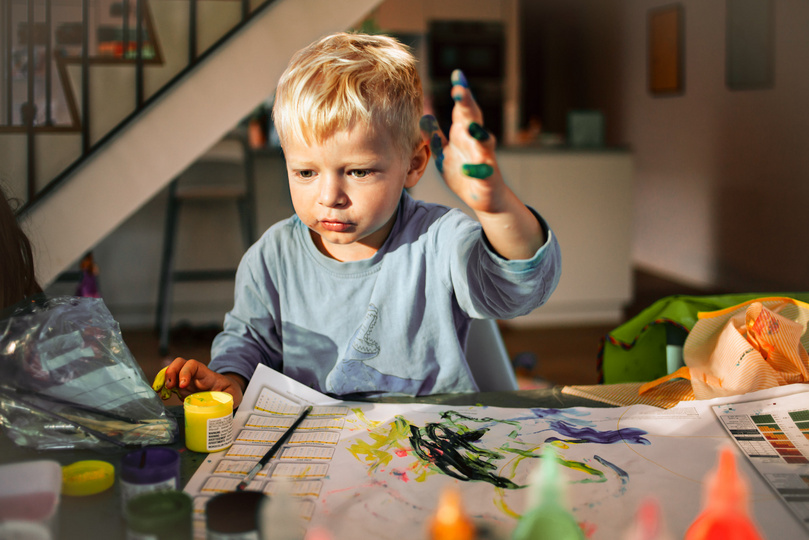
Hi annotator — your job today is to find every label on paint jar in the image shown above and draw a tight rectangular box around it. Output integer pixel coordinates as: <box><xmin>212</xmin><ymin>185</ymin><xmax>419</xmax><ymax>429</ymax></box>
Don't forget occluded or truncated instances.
<box><xmin>121</xmin><ymin>477</ymin><xmax>177</xmax><ymax>511</ymax></box>
<box><xmin>207</xmin><ymin>414</ymin><xmax>233</xmax><ymax>451</ymax></box>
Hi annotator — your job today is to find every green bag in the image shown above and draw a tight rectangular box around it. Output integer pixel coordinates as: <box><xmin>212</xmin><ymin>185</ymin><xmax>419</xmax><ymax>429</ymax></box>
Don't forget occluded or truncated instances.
<box><xmin>598</xmin><ymin>293</ymin><xmax>809</xmax><ymax>384</ymax></box>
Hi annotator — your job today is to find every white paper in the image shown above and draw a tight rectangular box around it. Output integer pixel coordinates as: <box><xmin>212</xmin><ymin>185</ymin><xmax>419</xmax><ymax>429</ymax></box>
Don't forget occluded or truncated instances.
<box><xmin>184</xmin><ymin>366</ymin><xmax>809</xmax><ymax>539</ymax></box>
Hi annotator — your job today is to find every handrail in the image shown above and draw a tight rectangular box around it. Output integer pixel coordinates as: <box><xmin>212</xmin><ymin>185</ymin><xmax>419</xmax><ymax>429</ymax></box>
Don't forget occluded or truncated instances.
<box><xmin>2</xmin><ymin>0</ymin><xmax>276</xmax><ymax>216</ymax></box>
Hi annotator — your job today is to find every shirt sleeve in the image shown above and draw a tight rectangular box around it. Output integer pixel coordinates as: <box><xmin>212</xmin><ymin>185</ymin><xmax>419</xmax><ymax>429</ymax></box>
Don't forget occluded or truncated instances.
<box><xmin>208</xmin><ymin>246</ymin><xmax>284</xmax><ymax>381</ymax></box>
<box><xmin>448</xmin><ymin>207</ymin><xmax>562</xmax><ymax>320</ymax></box>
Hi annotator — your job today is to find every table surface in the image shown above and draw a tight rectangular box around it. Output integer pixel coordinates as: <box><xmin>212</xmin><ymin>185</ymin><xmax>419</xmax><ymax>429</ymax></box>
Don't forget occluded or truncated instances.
<box><xmin>0</xmin><ymin>388</ymin><xmax>609</xmax><ymax>540</ymax></box>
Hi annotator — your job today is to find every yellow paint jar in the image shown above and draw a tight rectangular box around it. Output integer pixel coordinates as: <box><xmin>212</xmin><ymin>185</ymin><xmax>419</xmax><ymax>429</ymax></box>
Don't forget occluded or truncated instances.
<box><xmin>183</xmin><ymin>391</ymin><xmax>234</xmax><ymax>453</ymax></box>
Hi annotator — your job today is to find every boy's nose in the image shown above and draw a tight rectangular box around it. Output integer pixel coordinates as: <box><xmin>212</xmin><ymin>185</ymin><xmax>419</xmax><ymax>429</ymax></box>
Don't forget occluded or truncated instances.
<box><xmin>318</xmin><ymin>175</ymin><xmax>348</xmax><ymax>208</ymax></box>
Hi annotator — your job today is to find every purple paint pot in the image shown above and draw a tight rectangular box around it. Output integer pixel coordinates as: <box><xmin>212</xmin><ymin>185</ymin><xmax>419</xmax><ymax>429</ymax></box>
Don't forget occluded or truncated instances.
<box><xmin>120</xmin><ymin>447</ymin><xmax>180</xmax><ymax>511</ymax></box>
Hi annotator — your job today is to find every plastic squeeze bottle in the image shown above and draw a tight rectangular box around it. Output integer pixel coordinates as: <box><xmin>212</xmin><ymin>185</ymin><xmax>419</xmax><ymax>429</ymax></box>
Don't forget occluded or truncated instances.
<box><xmin>623</xmin><ymin>497</ymin><xmax>674</xmax><ymax>540</ymax></box>
<box><xmin>429</xmin><ymin>486</ymin><xmax>476</xmax><ymax>540</ymax></box>
<box><xmin>685</xmin><ymin>446</ymin><xmax>764</xmax><ymax>540</ymax></box>
<box><xmin>511</xmin><ymin>447</ymin><xmax>585</xmax><ymax>540</ymax></box>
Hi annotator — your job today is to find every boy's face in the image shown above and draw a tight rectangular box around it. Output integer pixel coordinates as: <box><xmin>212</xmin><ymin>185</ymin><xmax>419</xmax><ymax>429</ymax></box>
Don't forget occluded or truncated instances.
<box><xmin>284</xmin><ymin>125</ymin><xmax>428</xmax><ymax>262</ymax></box>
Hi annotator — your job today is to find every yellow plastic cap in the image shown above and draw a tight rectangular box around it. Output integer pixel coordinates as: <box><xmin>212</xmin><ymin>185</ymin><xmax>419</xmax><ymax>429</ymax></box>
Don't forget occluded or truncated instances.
<box><xmin>62</xmin><ymin>460</ymin><xmax>115</xmax><ymax>496</ymax></box>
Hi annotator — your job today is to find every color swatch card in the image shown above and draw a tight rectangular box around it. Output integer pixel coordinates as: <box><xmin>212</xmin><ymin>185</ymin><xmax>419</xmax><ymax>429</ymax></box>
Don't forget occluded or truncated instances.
<box><xmin>714</xmin><ymin>391</ymin><xmax>809</xmax><ymax>530</ymax></box>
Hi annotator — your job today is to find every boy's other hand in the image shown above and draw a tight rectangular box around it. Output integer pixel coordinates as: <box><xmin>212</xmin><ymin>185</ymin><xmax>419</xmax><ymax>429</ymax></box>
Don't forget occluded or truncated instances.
<box><xmin>163</xmin><ymin>357</ymin><xmax>245</xmax><ymax>408</ymax></box>
<box><xmin>420</xmin><ymin>69</ymin><xmax>506</xmax><ymax>214</ymax></box>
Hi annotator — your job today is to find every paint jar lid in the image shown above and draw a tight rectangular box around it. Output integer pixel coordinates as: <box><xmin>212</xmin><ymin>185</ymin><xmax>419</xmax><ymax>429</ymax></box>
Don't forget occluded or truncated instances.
<box><xmin>121</xmin><ymin>447</ymin><xmax>180</xmax><ymax>485</ymax></box>
<box><xmin>183</xmin><ymin>391</ymin><xmax>233</xmax><ymax>415</ymax></box>
<box><xmin>62</xmin><ymin>460</ymin><xmax>115</xmax><ymax>496</ymax></box>
<box><xmin>206</xmin><ymin>491</ymin><xmax>267</xmax><ymax>534</ymax></box>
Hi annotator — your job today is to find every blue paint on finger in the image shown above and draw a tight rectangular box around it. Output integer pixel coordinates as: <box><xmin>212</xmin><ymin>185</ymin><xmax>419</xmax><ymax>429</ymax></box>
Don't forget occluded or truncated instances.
<box><xmin>451</xmin><ymin>69</ymin><xmax>469</xmax><ymax>88</ymax></box>
<box><xmin>431</xmin><ymin>134</ymin><xmax>445</xmax><ymax>174</ymax></box>
<box><xmin>420</xmin><ymin>115</ymin><xmax>440</xmax><ymax>133</ymax></box>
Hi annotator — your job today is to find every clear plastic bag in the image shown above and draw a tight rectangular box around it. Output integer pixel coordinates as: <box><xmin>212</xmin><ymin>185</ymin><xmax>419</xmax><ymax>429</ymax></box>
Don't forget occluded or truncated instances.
<box><xmin>0</xmin><ymin>295</ymin><xmax>178</xmax><ymax>450</ymax></box>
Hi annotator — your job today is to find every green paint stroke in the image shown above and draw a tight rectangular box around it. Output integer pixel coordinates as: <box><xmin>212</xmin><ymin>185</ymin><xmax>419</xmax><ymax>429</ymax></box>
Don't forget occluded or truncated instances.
<box><xmin>462</xmin><ymin>163</ymin><xmax>494</xmax><ymax>179</ymax></box>
<box><xmin>347</xmin><ymin>409</ymin><xmax>609</xmax><ymax>491</ymax></box>
<box><xmin>556</xmin><ymin>456</ymin><xmax>607</xmax><ymax>484</ymax></box>
<box><xmin>468</xmin><ymin>122</ymin><xmax>490</xmax><ymax>142</ymax></box>
<box><xmin>441</xmin><ymin>410</ymin><xmax>521</xmax><ymax>430</ymax></box>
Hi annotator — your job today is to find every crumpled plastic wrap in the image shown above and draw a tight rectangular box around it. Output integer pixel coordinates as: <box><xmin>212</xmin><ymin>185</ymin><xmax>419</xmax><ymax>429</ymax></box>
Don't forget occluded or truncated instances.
<box><xmin>0</xmin><ymin>295</ymin><xmax>178</xmax><ymax>450</ymax></box>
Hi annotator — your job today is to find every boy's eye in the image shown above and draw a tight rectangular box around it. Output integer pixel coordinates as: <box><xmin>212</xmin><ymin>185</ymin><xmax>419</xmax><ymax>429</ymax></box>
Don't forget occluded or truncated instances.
<box><xmin>349</xmin><ymin>169</ymin><xmax>371</xmax><ymax>179</ymax></box>
<box><xmin>298</xmin><ymin>170</ymin><xmax>315</xmax><ymax>179</ymax></box>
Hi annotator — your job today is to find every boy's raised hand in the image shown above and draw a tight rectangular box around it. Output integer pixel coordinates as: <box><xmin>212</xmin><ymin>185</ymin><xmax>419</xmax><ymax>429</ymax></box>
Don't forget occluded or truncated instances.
<box><xmin>420</xmin><ymin>69</ymin><xmax>505</xmax><ymax>215</ymax></box>
<box><xmin>421</xmin><ymin>70</ymin><xmax>545</xmax><ymax>261</ymax></box>
<box><xmin>157</xmin><ymin>357</ymin><xmax>246</xmax><ymax>407</ymax></box>
<box><xmin>421</xmin><ymin>70</ymin><xmax>546</xmax><ymax>259</ymax></box>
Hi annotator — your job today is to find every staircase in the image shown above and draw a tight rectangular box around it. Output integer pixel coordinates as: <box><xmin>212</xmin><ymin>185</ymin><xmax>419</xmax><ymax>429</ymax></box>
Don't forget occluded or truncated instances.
<box><xmin>3</xmin><ymin>0</ymin><xmax>380</xmax><ymax>286</ymax></box>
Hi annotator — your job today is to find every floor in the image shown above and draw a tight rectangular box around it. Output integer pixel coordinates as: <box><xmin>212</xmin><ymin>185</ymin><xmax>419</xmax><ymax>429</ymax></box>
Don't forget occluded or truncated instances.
<box><xmin>123</xmin><ymin>268</ymin><xmax>715</xmax><ymax>400</ymax></box>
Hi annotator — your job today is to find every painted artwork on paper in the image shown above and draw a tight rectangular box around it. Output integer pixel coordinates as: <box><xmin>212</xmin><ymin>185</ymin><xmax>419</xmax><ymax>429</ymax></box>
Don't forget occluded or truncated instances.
<box><xmin>183</xmin><ymin>368</ymin><xmax>809</xmax><ymax>540</ymax></box>
<box><xmin>311</xmin><ymin>405</ymin><xmax>651</xmax><ymax>538</ymax></box>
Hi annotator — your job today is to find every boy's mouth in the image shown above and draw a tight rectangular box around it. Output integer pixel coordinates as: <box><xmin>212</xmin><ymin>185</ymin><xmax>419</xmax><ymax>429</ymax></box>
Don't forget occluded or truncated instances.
<box><xmin>320</xmin><ymin>220</ymin><xmax>353</xmax><ymax>232</ymax></box>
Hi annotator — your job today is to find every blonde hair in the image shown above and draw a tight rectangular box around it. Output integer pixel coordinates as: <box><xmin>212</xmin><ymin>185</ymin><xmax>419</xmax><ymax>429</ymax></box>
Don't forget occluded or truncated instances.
<box><xmin>273</xmin><ymin>32</ymin><xmax>423</xmax><ymax>156</ymax></box>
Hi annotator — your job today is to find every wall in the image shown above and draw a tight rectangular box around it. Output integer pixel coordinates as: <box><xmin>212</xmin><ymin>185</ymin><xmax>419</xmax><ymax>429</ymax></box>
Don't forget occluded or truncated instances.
<box><xmin>618</xmin><ymin>0</ymin><xmax>809</xmax><ymax>290</ymax></box>
<box><xmin>373</xmin><ymin>0</ymin><xmax>522</xmax><ymax>144</ymax></box>
<box><xmin>46</xmin><ymin>152</ymin><xmax>294</xmax><ymax>328</ymax></box>
<box><xmin>519</xmin><ymin>0</ymin><xmax>624</xmax><ymax>142</ymax></box>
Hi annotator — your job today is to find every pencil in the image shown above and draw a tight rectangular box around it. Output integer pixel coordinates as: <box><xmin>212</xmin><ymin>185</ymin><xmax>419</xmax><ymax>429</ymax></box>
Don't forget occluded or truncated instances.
<box><xmin>236</xmin><ymin>405</ymin><xmax>313</xmax><ymax>491</ymax></box>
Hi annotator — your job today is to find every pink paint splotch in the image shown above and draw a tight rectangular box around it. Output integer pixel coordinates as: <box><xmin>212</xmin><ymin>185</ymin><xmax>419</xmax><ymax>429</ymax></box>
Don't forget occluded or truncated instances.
<box><xmin>392</xmin><ymin>470</ymin><xmax>410</xmax><ymax>482</ymax></box>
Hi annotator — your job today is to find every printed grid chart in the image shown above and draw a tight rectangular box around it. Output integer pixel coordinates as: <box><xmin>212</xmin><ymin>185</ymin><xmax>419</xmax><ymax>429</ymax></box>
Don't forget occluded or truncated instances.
<box><xmin>189</xmin><ymin>386</ymin><xmax>348</xmax><ymax>529</ymax></box>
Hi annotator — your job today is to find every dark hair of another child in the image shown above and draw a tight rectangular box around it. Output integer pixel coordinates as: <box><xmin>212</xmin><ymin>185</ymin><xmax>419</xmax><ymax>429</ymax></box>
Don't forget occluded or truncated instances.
<box><xmin>1</xmin><ymin>186</ymin><xmax>42</xmax><ymax>310</ymax></box>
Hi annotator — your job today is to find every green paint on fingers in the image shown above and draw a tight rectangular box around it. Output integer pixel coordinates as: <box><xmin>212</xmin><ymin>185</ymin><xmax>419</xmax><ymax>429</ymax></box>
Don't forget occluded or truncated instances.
<box><xmin>462</xmin><ymin>163</ymin><xmax>494</xmax><ymax>179</ymax></box>
<box><xmin>468</xmin><ymin>122</ymin><xmax>490</xmax><ymax>142</ymax></box>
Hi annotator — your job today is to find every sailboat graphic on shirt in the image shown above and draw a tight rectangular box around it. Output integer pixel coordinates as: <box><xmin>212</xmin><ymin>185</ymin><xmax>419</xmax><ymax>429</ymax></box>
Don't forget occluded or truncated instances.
<box><xmin>326</xmin><ymin>304</ymin><xmax>429</xmax><ymax>394</ymax></box>
<box><xmin>347</xmin><ymin>304</ymin><xmax>381</xmax><ymax>360</ymax></box>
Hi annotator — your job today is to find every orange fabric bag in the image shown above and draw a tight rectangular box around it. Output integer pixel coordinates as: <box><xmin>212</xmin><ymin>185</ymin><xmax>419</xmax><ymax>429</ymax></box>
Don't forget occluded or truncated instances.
<box><xmin>640</xmin><ymin>297</ymin><xmax>809</xmax><ymax>400</ymax></box>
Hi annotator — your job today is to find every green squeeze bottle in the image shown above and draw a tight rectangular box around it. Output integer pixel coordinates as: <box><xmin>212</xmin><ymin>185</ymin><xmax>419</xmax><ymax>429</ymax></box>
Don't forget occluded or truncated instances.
<box><xmin>512</xmin><ymin>447</ymin><xmax>585</xmax><ymax>540</ymax></box>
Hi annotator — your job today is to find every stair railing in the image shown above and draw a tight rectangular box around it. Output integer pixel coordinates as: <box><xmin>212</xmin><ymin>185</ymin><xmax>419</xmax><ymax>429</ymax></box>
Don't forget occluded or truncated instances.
<box><xmin>1</xmin><ymin>0</ymin><xmax>272</xmax><ymax>215</ymax></box>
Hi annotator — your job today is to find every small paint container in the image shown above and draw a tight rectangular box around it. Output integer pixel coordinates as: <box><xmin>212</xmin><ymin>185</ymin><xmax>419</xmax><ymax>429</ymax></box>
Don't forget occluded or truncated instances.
<box><xmin>184</xmin><ymin>391</ymin><xmax>234</xmax><ymax>453</ymax></box>
<box><xmin>120</xmin><ymin>448</ymin><xmax>181</xmax><ymax>511</ymax></box>
<box><xmin>0</xmin><ymin>460</ymin><xmax>62</xmax><ymax>539</ymax></box>
<box><xmin>205</xmin><ymin>491</ymin><xmax>266</xmax><ymax>540</ymax></box>
<box><xmin>124</xmin><ymin>490</ymin><xmax>193</xmax><ymax>540</ymax></box>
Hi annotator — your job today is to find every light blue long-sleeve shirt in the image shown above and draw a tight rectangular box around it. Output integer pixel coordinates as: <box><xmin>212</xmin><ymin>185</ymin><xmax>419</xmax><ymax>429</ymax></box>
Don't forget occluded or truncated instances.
<box><xmin>209</xmin><ymin>192</ymin><xmax>560</xmax><ymax>397</ymax></box>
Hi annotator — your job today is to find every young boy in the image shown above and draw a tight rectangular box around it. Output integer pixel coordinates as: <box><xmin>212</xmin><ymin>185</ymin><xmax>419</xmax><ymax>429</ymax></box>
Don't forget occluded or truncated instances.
<box><xmin>162</xmin><ymin>32</ymin><xmax>560</xmax><ymax>407</ymax></box>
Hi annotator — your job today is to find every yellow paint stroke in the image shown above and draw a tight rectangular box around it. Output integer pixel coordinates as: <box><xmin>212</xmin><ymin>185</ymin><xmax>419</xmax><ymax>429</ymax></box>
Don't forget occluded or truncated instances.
<box><xmin>346</xmin><ymin>415</ymin><xmax>446</xmax><ymax>482</ymax></box>
<box><xmin>348</xmin><ymin>408</ymin><xmax>383</xmax><ymax>430</ymax></box>
<box><xmin>346</xmin><ymin>415</ymin><xmax>439</xmax><ymax>481</ymax></box>
<box><xmin>493</xmin><ymin>486</ymin><xmax>521</xmax><ymax>518</ymax></box>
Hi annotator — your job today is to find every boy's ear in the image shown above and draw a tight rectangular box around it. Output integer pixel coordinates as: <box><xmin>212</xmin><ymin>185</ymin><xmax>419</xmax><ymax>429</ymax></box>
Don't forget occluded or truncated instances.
<box><xmin>404</xmin><ymin>141</ymin><xmax>430</xmax><ymax>189</ymax></box>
